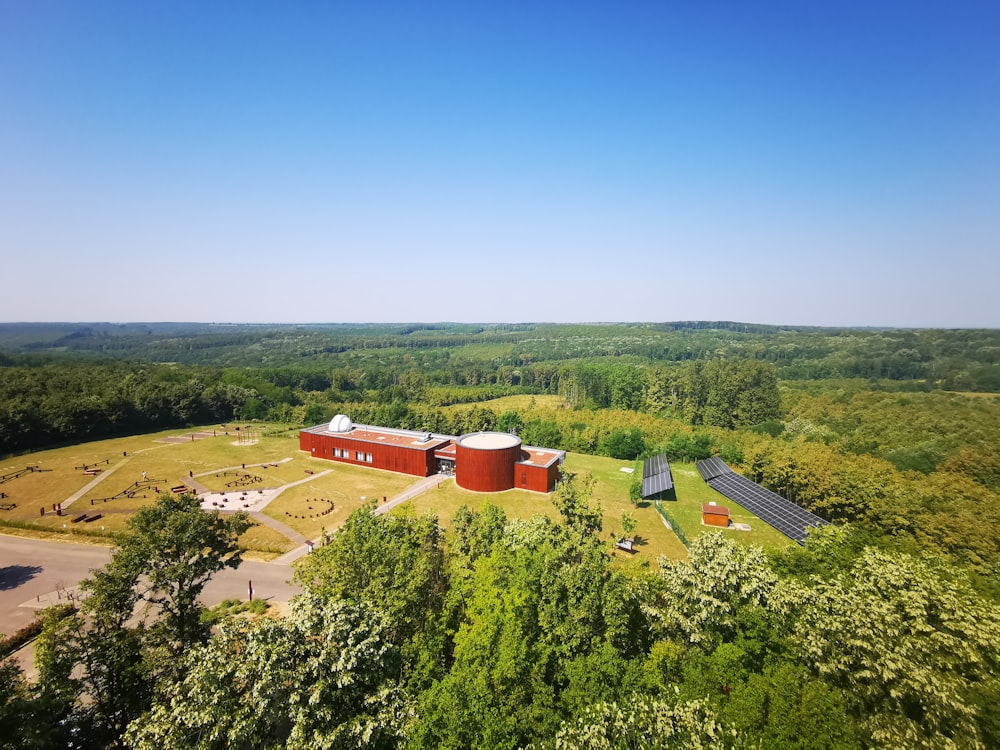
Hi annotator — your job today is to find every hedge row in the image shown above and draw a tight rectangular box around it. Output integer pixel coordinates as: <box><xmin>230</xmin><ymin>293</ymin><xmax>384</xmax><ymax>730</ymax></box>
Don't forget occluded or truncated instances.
<box><xmin>0</xmin><ymin>603</ymin><xmax>75</xmax><ymax>657</ymax></box>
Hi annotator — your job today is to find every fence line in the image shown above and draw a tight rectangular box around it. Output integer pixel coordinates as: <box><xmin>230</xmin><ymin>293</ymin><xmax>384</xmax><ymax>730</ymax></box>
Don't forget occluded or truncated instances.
<box><xmin>653</xmin><ymin>500</ymin><xmax>689</xmax><ymax>547</ymax></box>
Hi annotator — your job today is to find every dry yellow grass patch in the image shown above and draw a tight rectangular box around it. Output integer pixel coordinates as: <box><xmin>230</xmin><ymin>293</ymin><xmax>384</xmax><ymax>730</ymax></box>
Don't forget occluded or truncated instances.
<box><xmin>261</xmin><ymin>461</ymin><xmax>420</xmax><ymax>540</ymax></box>
<box><xmin>238</xmin><ymin>523</ymin><xmax>294</xmax><ymax>559</ymax></box>
<box><xmin>0</xmin><ymin>426</ymin><xmax>306</xmax><ymax>553</ymax></box>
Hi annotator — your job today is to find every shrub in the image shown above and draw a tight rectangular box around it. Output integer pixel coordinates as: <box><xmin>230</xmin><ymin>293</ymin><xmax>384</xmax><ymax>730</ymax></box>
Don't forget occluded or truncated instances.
<box><xmin>0</xmin><ymin>603</ymin><xmax>75</xmax><ymax>657</ymax></box>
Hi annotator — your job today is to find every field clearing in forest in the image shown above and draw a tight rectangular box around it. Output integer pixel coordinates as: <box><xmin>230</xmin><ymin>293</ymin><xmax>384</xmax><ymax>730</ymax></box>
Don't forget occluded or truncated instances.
<box><xmin>2</xmin><ymin>424</ymin><xmax>794</xmax><ymax>561</ymax></box>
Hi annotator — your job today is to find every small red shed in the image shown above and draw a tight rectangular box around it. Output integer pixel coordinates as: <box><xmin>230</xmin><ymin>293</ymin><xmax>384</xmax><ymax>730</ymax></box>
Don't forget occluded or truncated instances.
<box><xmin>702</xmin><ymin>503</ymin><xmax>730</xmax><ymax>528</ymax></box>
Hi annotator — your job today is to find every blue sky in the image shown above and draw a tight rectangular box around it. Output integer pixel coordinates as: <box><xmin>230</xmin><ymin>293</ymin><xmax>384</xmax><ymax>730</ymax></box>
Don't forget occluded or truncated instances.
<box><xmin>1</xmin><ymin>1</ymin><xmax>997</xmax><ymax>326</ymax></box>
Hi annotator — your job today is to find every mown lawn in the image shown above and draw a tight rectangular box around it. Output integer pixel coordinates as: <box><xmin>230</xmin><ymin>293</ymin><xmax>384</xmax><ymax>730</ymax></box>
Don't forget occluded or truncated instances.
<box><xmin>563</xmin><ymin>452</ymin><xmax>688</xmax><ymax>564</ymax></box>
<box><xmin>262</xmin><ymin>461</ymin><xmax>419</xmax><ymax>541</ymax></box>
<box><xmin>400</xmin><ymin>480</ymin><xmax>559</xmax><ymax>529</ymax></box>
<box><xmin>0</xmin><ymin>425</ymin><xmax>305</xmax><ymax>554</ymax></box>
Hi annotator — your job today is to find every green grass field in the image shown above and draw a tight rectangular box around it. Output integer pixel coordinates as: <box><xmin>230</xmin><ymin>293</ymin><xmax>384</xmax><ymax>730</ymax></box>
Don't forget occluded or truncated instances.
<box><xmin>448</xmin><ymin>343</ymin><xmax>517</xmax><ymax>360</ymax></box>
<box><xmin>262</xmin><ymin>461</ymin><xmax>420</xmax><ymax>541</ymax></box>
<box><xmin>442</xmin><ymin>394</ymin><xmax>565</xmax><ymax>413</ymax></box>
<box><xmin>563</xmin><ymin>452</ymin><xmax>689</xmax><ymax>565</ymax></box>
<box><xmin>1</xmin><ymin>424</ymin><xmax>797</xmax><ymax>561</ymax></box>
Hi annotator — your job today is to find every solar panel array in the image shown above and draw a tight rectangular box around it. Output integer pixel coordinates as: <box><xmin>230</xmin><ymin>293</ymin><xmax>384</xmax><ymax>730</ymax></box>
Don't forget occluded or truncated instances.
<box><xmin>641</xmin><ymin>454</ymin><xmax>674</xmax><ymax>498</ymax></box>
<box><xmin>694</xmin><ymin>458</ymin><xmax>828</xmax><ymax>544</ymax></box>
<box><xmin>696</xmin><ymin>456</ymin><xmax>730</xmax><ymax>482</ymax></box>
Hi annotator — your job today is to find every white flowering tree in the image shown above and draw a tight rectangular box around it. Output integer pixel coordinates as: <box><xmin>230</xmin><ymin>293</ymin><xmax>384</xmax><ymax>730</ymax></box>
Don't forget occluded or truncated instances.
<box><xmin>654</xmin><ymin>533</ymin><xmax>780</xmax><ymax>648</ymax></box>
<box><xmin>793</xmin><ymin>549</ymin><xmax>1000</xmax><ymax>749</ymax></box>
<box><xmin>125</xmin><ymin>595</ymin><xmax>408</xmax><ymax>750</ymax></box>
<box><xmin>541</xmin><ymin>696</ymin><xmax>743</xmax><ymax>750</ymax></box>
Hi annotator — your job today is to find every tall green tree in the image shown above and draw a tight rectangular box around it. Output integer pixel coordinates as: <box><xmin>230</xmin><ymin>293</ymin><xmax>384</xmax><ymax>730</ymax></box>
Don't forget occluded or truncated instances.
<box><xmin>535</xmin><ymin>696</ymin><xmax>743</xmax><ymax>750</ymax></box>
<box><xmin>0</xmin><ymin>656</ymin><xmax>70</xmax><ymax>750</ymax></box>
<box><xmin>35</xmin><ymin>598</ymin><xmax>151</xmax><ymax>750</ymax></box>
<box><xmin>118</xmin><ymin>493</ymin><xmax>250</xmax><ymax>654</ymax></box>
<box><xmin>601</xmin><ymin>428</ymin><xmax>646</xmax><ymax>460</ymax></box>
<box><xmin>32</xmin><ymin>493</ymin><xmax>250</xmax><ymax>748</ymax></box>
<box><xmin>551</xmin><ymin>471</ymin><xmax>602</xmax><ymax>542</ymax></box>
<box><xmin>720</xmin><ymin>663</ymin><xmax>860</xmax><ymax>750</ymax></box>
<box><xmin>653</xmin><ymin>533</ymin><xmax>779</xmax><ymax>649</ymax></box>
<box><xmin>411</xmin><ymin>553</ymin><xmax>560</xmax><ymax>749</ymax></box>
<box><xmin>295</xmin><ymin>505</ymin><xmax>447</xmax><ymax>687</ymax></box>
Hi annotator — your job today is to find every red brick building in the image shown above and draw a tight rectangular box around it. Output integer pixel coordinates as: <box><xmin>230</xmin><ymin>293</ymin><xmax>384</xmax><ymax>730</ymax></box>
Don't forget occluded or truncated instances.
<box><xmin>299</xmin><ymin>415</ymin><xmax>564</xmax><ymax>493</ymax></box>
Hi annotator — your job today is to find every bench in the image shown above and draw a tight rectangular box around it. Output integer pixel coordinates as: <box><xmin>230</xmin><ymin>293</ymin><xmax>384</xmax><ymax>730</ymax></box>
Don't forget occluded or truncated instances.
<box><xmin>0</xmin><ymin>502</ymin><xmax>15</xmax><ymax>511</ymax></box>
<box><xmin>615</xmin><ymin>538</ymin><xmax>637</xmax><ymax>553</ymax></box>
<box><xmin>171</xmin><ymin>485</ymin><xmax>188</xmax><ymax>493</ymax></box>
<box><xmin>84</xmin><ymin>514</ymin><xmax>102</xmax><ymax>523</ymax></box>
<box><xmin>72</xmin><ymin>514</ymin><xmax>88</xmax><ymax>524</ymax></box>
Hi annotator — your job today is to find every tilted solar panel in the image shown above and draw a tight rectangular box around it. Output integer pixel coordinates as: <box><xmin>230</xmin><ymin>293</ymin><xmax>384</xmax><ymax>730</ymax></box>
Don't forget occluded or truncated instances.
<box><xmin>641</xmin><ymin>454</ymin><xmax>674</xmax><ymax>497</ymax></box>
<box><xmin>643</xmin><ymin>454</ymin><xmax>670</xmax><ymax>479</ymax></box>
<box><xmin>642</xmin><ymin>472</ymin><xmax>673</xmax><ymax>497</ymax></box>
<box><xmin>696</xmin><ymin>456</ymin><xmax>731</xmax><ymax>482</ymax></box>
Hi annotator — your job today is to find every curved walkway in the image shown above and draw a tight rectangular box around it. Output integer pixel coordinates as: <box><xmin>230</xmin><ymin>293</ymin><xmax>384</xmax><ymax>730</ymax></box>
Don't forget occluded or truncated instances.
<box><xmin>272</xmin><ymin>473</ymin><xmax>452</xmax><ymax>565</ymax></box>
<box><xmin>183</xmin><ymin>476</ymin><xmax>211</xmax><ymax>494</ymax></box>
<box><xmin>248</xmin><ymin>512</ymin><xmax>307</xmax><ymax>546</ymax></box>
<box><xmin>374</xmin><ymin>473</ymin><xmax>451</xmax><ymax>516</ymax></box>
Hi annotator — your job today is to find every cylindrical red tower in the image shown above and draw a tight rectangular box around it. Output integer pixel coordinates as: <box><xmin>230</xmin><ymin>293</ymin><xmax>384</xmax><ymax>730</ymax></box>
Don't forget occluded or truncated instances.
<box><xmin>455</xmin><ymin>432</ymin><xmax>522</xmax><ymax>492</ymax></box>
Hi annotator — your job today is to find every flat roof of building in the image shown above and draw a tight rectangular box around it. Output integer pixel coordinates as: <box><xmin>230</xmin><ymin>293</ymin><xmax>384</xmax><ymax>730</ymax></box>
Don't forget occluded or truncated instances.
<box><xmin>517</xmin><ymin>447</ymin><xmax>564</xmax><ymax>469</ymax></box>
<box><xmin>303</xmin><ymin>423</ymin><xmax>451</xmax><ymax>450</ymax></box>
<box><xmin>303</xmin><ymin>423</ymin><xmax>564</xmax><ymax>469</ymax></box>
<box><xmin>435</xmin><ymin>442</ymin><xmax>457</xmax><ymax>458</ymax></box>
<box><xmin>458</xmin><ymin>432</ymin><xmax>521</xmax><ymax>450</ymax></box>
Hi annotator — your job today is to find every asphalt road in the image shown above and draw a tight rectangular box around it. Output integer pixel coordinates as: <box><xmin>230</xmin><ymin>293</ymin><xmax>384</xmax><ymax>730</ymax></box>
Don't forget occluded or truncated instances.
<box><xmin>0</xmin><ymin>535</ymin><xmax>301</xmax><ymax>636</ymax></box>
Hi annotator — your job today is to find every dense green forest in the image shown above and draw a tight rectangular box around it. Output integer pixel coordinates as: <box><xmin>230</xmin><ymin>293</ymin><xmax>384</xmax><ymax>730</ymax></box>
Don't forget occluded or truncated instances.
<box><xmin>2</xmin><ymin>321</ymin><xmax>999</xmax><ymax>748</ymax></box>
<box><xmin>2</xmin><ymin>321</ymin><xmax>999</xmax><ymax>387</ymax></box>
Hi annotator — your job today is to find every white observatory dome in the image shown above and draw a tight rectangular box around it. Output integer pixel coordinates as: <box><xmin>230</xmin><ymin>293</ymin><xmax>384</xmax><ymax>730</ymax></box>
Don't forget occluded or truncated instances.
<box><xmin>328</xmin><ymin>414</ymin><xmax>354</xmax><ymax>433</ymax></box>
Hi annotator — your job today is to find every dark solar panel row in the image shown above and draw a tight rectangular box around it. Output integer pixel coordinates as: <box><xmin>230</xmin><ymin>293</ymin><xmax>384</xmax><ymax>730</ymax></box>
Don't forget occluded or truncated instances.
<box><xmin>706</xmin><ymin>471</ymin><xmax>828</xmax><ymax>544</ymax></box>
<box><xmin>696</xmin><ymin>456</ymin><xmax>731</xmax><ymax>482</ymax></box>
<box><xmin>642</xmin><ymin>472</ymin><xmax>674</xmax><ymax>497</ymax></box>
<box><xmin>641</xmin><ymin>454</ymin><xmax>674</xmax><ymax>498</ymax></box>
<box><xmin>643</xmin><ymin>454</ymin><xmax>671</xmax><ymax>479</ymax></box>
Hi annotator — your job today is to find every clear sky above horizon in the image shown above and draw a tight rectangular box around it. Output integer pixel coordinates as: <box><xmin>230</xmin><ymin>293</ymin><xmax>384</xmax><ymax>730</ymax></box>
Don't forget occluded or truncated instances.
<box><xmin>1</xmin><ymin>1</ymin><xmax>997</xmax><ymax>327</ymax></box>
